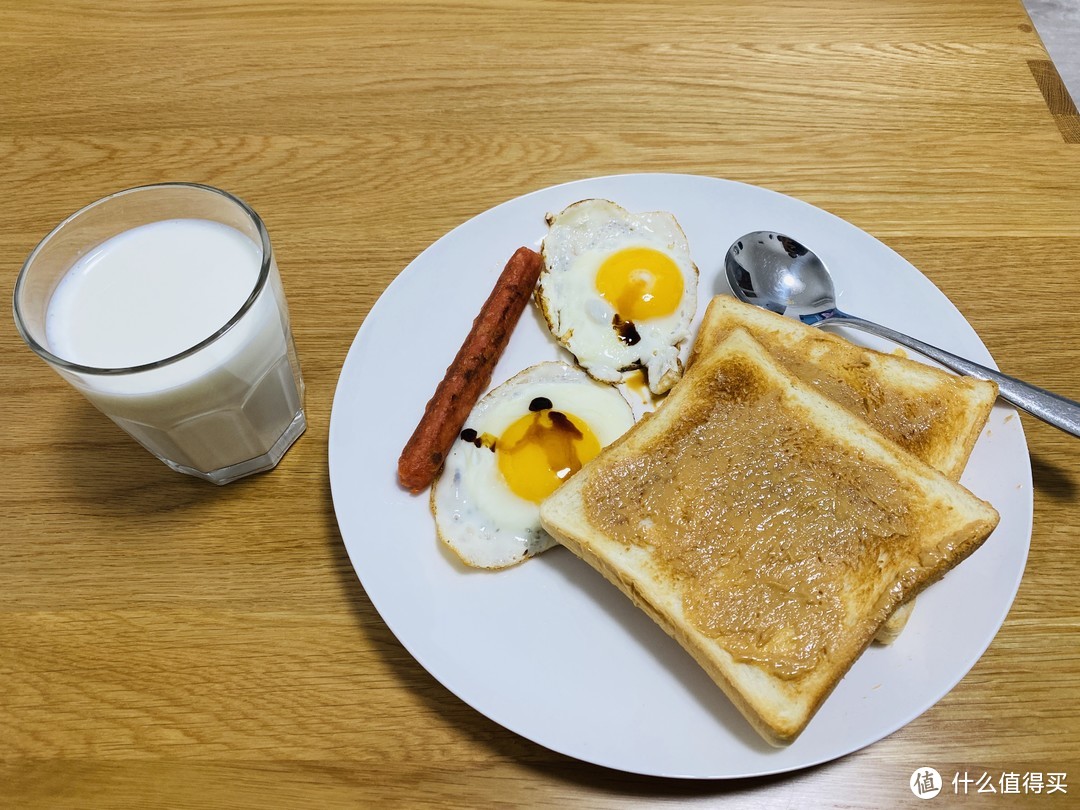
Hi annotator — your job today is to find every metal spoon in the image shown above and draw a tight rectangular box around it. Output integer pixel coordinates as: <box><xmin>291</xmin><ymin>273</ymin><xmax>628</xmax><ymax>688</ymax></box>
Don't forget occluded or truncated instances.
<box><xmin>724</xmin><ymin>231</ymin><xmax>1080</xmax><ymax>437</ymax></box>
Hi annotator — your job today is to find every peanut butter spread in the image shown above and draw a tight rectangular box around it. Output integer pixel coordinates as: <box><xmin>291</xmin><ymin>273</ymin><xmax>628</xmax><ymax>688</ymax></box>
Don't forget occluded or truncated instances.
<box><xmin>767</xmin><ymin>339</ymin><xmax>952</xmax><ymax>463</ymax></box>
<box><xmin>581</xmin><ymin>357</ymin><xmax>931</xmax><ymax>680</ymax></box>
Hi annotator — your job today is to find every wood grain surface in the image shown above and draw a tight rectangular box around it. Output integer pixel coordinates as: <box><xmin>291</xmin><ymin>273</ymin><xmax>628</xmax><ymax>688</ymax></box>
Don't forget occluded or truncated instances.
<box><xmin>2</xmin><ymin>1</ymin><xmax>1078</xmax><ymax>807</ymax></box>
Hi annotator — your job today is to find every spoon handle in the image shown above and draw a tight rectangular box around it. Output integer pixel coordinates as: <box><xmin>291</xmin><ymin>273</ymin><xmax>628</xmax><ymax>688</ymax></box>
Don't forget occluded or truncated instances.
<box><xmin>819</xmin><ymin>313</ymin><xmax>1080</xmax><ymax>438</ymax></box>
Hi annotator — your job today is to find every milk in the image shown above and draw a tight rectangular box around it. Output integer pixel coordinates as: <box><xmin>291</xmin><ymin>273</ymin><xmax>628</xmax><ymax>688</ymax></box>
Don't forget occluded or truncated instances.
<box><xmin>47</xmin><ymin>219</ymin><xmax>262</xmax><ymax>369</ymax></box>
<box><xmin>44</xmin><ymin>218</ymin><xmax>305</xmax><ymax>479</ymax></box>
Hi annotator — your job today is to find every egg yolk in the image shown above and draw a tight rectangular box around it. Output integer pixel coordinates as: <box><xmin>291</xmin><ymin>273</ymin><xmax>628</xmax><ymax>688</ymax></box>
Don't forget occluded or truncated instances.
<box><xmin>496</xmin><ymin>408</ymin><xmax>601</xmax><ymax>503</ymax></box>
<box><xmin>595</xmin><ymin>246</ymin><xmax>684</xmax><ymax>321</ymax></box>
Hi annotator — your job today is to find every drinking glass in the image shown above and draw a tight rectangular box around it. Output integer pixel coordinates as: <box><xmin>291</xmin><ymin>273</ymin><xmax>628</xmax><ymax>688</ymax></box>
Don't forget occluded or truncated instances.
<box><xmin>13</xmin><ymin>183</ymin><xmax>306</xmax><ymax>484</ymax></box>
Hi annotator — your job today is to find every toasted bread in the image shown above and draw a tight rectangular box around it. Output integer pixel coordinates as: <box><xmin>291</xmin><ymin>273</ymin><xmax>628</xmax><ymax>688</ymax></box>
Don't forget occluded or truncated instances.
<box><xmin>539</xmin><ymin>328</ymin><xmax>999</xmax><ymax>745</ymax></box>
<box><xmin>692</xmin><ymin>296</ymin><xmax>998</xmax><ymax>643</ymax></box>
<box><xmin>691</xmin><ymin>297</ymin><xmax>997</xmax><ymax>480</ymax></box>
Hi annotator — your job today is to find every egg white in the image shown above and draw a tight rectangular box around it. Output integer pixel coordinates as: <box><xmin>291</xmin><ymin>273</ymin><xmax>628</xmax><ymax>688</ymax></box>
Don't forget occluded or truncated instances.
<box><xmin>538</xmin><ymin>199</ymin><xmax>698</xmax><ymax>395</ymax></box>
<box><xmin>431</xmin><ymin>361</ymin><xmax>634</xmax><ymax>570</ymax></box>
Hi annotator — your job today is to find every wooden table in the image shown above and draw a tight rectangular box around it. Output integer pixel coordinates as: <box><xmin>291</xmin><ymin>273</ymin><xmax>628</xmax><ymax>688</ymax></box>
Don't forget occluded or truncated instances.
<box><xmin>3</xmin><ymin>1</ymin><xmax>1078</xmax><ymax>806</ymax></box>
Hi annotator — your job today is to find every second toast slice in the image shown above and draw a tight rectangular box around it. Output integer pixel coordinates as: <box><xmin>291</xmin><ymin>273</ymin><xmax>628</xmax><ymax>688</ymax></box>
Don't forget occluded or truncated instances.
<box><xmin>692</xmin><ymin>296</ymin><xmax>997</xmax><ymax>481</ymax></box>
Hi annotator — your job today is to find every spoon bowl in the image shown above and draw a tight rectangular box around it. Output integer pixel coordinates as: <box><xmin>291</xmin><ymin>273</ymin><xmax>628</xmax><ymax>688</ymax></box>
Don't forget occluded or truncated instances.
<box><xmin>722</xmin><ymin>231</ymin><xmax>1080</xmax><ymax>437</ymax></box>
<box><xmin>725</xmin><ymin>231</ymin><xmax>837</xmax><ymax>319</ymax></box>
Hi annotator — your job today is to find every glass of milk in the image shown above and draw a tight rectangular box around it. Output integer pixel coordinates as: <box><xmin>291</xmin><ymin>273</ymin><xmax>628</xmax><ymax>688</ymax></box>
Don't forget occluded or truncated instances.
<box><xmin>13</xmin><ymin>183</ymin><xmax>306</xmax><ymax>484</ymax></box>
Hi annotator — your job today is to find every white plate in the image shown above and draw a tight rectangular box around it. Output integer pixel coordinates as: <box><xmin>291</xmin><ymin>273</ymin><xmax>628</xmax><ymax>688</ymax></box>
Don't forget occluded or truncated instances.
<box><xmin>328</xmin><ymin>173</ymin><xmax>1032</xmax><ymax>779</ymax></box>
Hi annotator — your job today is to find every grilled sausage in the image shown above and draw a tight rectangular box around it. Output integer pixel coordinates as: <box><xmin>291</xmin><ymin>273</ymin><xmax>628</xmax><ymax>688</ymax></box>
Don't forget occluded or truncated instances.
<box><xmin>397</xmin><ymin>246</ymin><xmax>544</xmax><ymax>492</ymax></box>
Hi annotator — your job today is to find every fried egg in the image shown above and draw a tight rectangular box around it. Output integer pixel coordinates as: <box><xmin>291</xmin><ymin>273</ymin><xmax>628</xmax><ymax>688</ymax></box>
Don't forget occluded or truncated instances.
<box><xmin>537</xmin><ymin>199</ymin><xmax>698</xmax><ymax>395</ymax></box>
<box><xmin>431</xmin><ymin>361</ymin><xmax>634</xmax><ymax>569</ymax></box>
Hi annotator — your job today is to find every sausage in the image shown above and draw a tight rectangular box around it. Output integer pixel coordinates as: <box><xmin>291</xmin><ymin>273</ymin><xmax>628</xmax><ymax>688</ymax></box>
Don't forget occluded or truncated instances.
<box><xmin>397</xmin><ymin>246</ymin><xmax>544</xmax><ymax>493</ymax></box>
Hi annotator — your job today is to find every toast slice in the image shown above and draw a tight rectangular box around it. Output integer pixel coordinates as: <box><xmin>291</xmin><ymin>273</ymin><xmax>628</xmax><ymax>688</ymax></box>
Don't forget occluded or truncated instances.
<box><xmin>539</xmin><ymin>328</ymin><xmax>999</xmax><ymax>745</ymax></box>
<box><xmin>692</xmin><ymin>296</ymin><xmax>997</xmax><ymax>480</ymax></box>
<box><xmin>692</xmin><ymin>296</ymin><xmax>998</xmax><ymax>642</ymax></box>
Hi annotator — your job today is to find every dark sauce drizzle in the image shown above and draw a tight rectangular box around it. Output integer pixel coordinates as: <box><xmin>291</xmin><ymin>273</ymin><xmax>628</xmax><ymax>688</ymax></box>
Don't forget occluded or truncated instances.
<box><xmin>611</xmin><ymin>314</ymin><xmax>641</xmax><ymax>346</ymax></box>
<box><xmin>459</xmin><ymin>427</ymin><xmax>495</xmax><ymax>451</ymax></box>
<box><xmin>459</xmin><ymin>398</ymin><xmax>583</xmax><ymax>461</ymax></box>
<box><xmin>546</xmin><ymin>410</ymin><xmax>582</xmax><ymax>438</ymax></box>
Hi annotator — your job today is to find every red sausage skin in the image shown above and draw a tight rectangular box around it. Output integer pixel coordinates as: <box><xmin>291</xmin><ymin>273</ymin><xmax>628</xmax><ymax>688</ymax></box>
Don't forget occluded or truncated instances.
<box><xmin>397</xmin><ymin>246</ymin><xmax>544</xmax><ymax>493</ymax></box>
